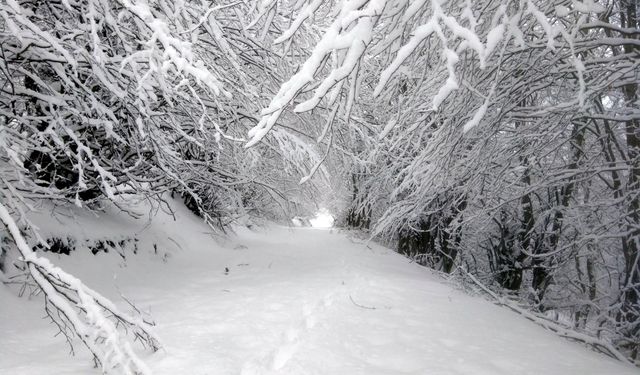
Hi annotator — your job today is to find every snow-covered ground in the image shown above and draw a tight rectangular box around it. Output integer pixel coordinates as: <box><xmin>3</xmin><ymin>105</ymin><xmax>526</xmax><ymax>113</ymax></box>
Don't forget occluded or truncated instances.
<box><xmin>1</xmin><ymin>200</ymin><xmax>637</xmax><ymax>374</ymax></box>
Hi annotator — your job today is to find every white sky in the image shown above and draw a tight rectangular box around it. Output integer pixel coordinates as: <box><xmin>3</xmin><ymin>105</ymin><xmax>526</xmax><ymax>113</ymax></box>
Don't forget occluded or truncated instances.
<box><xmin>309</xmin><ymin>209</ymin><xmax>334</xmax><ymax>228</ymax></box>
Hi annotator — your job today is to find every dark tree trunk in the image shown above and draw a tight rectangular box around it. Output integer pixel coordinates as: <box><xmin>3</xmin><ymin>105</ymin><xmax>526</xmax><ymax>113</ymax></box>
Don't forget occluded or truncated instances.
<box><xmin>619</xmin><ymin>1</ymin><xmax>640</xmax><ymax>353</ymax></box>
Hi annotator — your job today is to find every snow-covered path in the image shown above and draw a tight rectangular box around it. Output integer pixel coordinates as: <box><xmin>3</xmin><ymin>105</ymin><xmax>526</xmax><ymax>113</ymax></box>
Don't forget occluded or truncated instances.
<box><xmin>1</xmin><ymin>205</ymin><xmax>638</xmax><ymax>374</ymax></box>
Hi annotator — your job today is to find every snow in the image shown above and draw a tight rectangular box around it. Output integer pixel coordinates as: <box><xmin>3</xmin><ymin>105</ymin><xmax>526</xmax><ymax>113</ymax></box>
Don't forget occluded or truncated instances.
<box><xmin>273</xmin><ymin>0</ymin><xmax>324</xmax><ymax>45</ymax></box>
<box><xmin>572</xmin><ymin>0</ymin><xmax>606</xmax><ymax>14</ymax></box>
<box><xmin>526</xmin><ymin>1</ymin><xmax>560</xmax><ymax>50</ymax></box>
<box><xmin>1</xmin><ymin>200</ymin><xmax>638</xmax><ymax>375</ymax></box>
<box><xmin>246</xmin><ymin>0</ymin><xmax>386</xmax><ymax>147</ymax></box>
<box><xmin>484</xmin><ymin>24</ymin><xmax>505</xmax><ymax>60</ymax></box>
<box><xmin>463</xmin><ymin>100</ymin><xmax>489</xmax><ymax>133</ymax></box>
<box><xmin>432</xmin><ymin>48</ymin><xmax>459</xmax><ymax>111</ymax></box>
<box><xmin>555</xmin><ymin>5</ymin><xmax>570</xmax><ymax>17</ymax></box>
<box><xmin>374</xmin><ymin>21</ymin><xmax>436</xmax><ymax>97</ymax></box>
<box><xmin>574</xmin><ymin>55</ymin><xmax>586</xmax><ymax>107</ymax></box>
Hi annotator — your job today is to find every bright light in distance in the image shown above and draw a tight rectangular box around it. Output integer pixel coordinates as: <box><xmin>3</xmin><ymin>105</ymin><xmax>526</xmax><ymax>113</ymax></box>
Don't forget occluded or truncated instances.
<box><xmin>309</xmin><ymin>209</ymin><xmax>335</xmax><ymax>228</ymax></box>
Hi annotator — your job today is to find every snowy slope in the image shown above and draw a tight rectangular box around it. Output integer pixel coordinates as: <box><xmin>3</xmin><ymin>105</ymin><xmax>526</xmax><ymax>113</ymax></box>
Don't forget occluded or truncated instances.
<box><xmin>1</xmin><ymin>200</ymin><xmax>637</xmax><ymax>375</ymax></box>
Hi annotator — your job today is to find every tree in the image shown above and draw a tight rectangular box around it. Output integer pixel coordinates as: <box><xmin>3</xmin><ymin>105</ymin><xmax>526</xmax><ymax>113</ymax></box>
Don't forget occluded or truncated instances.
<box><xmin>244</xmin><ymin>0</ymin><xmax>640</xmax><ymax>363</ymax></box>
<box><xmin>2</xmin><ymin>0</ymin><xmax>639</xmax><ymax>369</ymax></box>
<box><xmin>0</xmin><ymin>0</ymin><xmax>326</xmax><ymax>371</ymax></box>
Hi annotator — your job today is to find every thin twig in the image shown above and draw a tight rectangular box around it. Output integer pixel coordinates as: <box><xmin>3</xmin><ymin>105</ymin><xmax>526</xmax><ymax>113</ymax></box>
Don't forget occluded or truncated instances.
<box><xmin>349</xmin><ymin>295</ymin><xmax>376</xmax><ymax>310</ymax></box>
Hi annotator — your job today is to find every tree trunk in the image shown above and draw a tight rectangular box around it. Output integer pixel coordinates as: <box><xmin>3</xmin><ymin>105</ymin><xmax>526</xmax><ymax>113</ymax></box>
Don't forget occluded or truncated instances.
<box><xmin>619</xmin><ymin>1</ymin><xmax>640</xmax><ymax>356</ymax></box>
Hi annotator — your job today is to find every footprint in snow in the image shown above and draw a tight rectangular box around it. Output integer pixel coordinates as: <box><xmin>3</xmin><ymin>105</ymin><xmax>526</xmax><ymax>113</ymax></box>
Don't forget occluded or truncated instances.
<box><xmin>272</xmin><ymin>342</ymin><xmax>298</xmax><ymax>370</ymax></box>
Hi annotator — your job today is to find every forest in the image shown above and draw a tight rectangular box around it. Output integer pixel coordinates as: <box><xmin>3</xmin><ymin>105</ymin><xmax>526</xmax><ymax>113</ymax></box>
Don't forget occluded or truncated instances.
<box><xmin>0</xmin><ymin>0</ymin><xmax>639</xmax><ymax>373</ymax></box>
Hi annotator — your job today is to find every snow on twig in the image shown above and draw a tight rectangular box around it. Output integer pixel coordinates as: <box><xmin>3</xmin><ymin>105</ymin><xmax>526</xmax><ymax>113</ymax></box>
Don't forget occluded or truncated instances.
<box><xmin>0</xmin><ymin>202</ymin><xmax>159</xmax><ymax>374</ymax></box>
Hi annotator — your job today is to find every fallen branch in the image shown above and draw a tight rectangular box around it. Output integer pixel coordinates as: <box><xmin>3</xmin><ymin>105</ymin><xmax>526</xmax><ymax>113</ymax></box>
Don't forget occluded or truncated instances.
<box><xmin>457</xmin><ymin>264</ymin><xmax>632</xmax><ymax>365</ymax></box>
<box><xmin>0</xmin><ymin>202</ymin><xmax>160</xmax><ymax>374</ymax></box>
<box><xmin>349</xmin><ymin>295</ymin><xmax>376</xmax><ymax>310</ymax></box>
